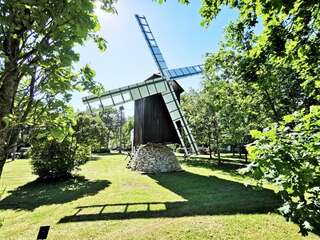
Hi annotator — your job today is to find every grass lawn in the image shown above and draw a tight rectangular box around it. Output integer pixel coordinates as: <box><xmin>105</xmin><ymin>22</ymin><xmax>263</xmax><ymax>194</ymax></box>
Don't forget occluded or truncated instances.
<box><xmin>0</xmin><ymin>154</ymin><xmax>318</xmax><ymax>240</ymax></box>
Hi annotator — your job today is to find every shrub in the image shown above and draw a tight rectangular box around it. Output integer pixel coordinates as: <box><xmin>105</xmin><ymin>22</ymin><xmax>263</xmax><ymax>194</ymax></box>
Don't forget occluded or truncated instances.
<box><xmin>29</xmin><ymin>112</ymin><xmax>109</xmax><ymax>181</ymax></box>
<box><xmin>245</xmin><ymin>106</ymin><xmax>320</xmax><ymax>235</ymax></box>
<box><xmin>31</xmin><ymin>137</ymin><xmax>90</xmax><ymax>181</ymax></box>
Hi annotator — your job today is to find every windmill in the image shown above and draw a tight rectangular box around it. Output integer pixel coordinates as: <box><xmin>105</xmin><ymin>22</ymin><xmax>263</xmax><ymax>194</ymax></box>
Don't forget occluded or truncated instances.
<box><xmin>82</xmin><ymin>14</ymin><xmax>203</xmax><ymax>156</ymax></box>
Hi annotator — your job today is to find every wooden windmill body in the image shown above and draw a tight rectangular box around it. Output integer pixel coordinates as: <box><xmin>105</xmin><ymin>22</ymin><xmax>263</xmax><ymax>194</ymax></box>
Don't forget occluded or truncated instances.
<box><xmin>134</xmin><ymin>74</ymin><xmax>184</xmax><ymax>146</ymax></box>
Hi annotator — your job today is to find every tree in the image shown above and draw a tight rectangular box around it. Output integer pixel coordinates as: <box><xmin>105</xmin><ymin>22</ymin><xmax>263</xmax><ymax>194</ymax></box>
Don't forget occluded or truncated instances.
<box><xmin>204</xmin><ymin>63</ymin><xmax>272</xmax><ymax>157</ymax></box>
<box><xmin>181</xmin><ymin>90</ymin><xmax>214</xmax><ymax>156</ymax></box>
<box><xmin>200</xmin><ymin>0</ymin><xmax>319</xmax><ymax>115</ymax></box>
<box><xmin>74</xmin><ymin>112</ymin><xmax>108</xmax><ymax>152</ymax></box>
<box><xmin>0</xmin><ymin>0</ymin><xmax>117</xmax><ymax>177</ymax></box>
<box><xmin>245</xmin><ymin>106</ymin><xmax>320</xmax><ymax>235</ymax></box>
<box><xmin>100</xmin><ymin>107</ymin><xmax>118</xmax><ymax>150</ymax></box>
<box><xmin>108</xmin><ymin>108</ymin><xmax>134</xmax><ymax>152</ymax></box>
<box><xmin>182</xmin><ymin>80</ymin><xmax>266</xmax><ymax>162</ymax></box>
<box><xmin>195</xmin><ymin>0</ymin><xmax>320</xmax><ymax>234</ymax></box>
<box><xmin>121</xmin><ymin>116</ymin><xmax>134</xmax><ymax>150</ymax></box>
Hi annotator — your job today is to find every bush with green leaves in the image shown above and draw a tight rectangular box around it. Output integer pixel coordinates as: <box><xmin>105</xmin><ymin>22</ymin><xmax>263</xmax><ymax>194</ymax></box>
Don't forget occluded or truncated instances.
<box><xmin>30</xmin><ymin>111</ymin><xmax>112</xmax><ymax>181</ymax></box>
<box><xmin>245</xmin><ymin>106</ymin><xmax>320</xmax><ymax>235</ymax></box>
<box><xmin>31</xmin><ymin>136</ymin><xmax>90</xmax><ymax>181</ymax></box>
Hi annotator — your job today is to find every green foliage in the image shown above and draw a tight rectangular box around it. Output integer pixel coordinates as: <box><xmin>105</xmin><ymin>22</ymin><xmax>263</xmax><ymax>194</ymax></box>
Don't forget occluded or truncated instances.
<box><xmin>244</xmin><ymin>106</ymin><xmax>320</xmax><ymax>235</ymax></box>
<box><xmin>192</xmin><ymin>0</ymin><xmax>320</xmax><ymax>235</ymax></box>
<box><xmin>121</xmin><ymin>116</ymin><xmax>134</xmax><ymax>149</ymax></box>
<box><xmin>31</xmin><ymin>136</ymin><xmax>90</xmax><ymax>181</ymax></box>
<box><xmin>0</xmin><ymin>0</ymin><xmax>117</xmax><ymax>177</ymax></box>
<box><xmin>30</xmin><ymin>111</ymin><xmax>108</xmax><ymax>181</ymax></box>
<box><xmin>99</xmin><ymin>107</ymin><xmax>119</xmax><ymax>150</ymax></box>
<box><xmin>201</xmin><ymin>1</ymin><xmax>319</xmax><ymax>117</ymax></box>
<box><xmin>99</xmin><ymin>107</ymin><xmax>133</xmax><ymax>151</ymax></box>
<box><xmin>181</xmin><ymin>77</ymin><xmax>266</xmax><ymax>160</ymax></box>
<box><xmin>75</xmin><ymin>112</ymin><xmax>108</xmax><ymax>152</ymax></box>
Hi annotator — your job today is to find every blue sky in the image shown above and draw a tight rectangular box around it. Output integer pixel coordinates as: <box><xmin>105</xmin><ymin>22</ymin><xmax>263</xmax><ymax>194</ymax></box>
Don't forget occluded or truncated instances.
<box><xmin>71</xmin><ymin>0</ymin><xmax>238</xmax><ymax>116</ymax></box>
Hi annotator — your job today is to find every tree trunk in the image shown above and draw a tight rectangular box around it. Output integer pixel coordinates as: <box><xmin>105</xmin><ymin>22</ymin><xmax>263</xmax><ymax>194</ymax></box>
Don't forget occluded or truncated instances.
<box><xmin>0</xmin><ymin>60</ymin><xmax>20</xmax><ymax>178</ymax></box>
<box><xmin>0</xmin><ymin>135</ymin><xmax>8</xmax><ymax>177</ymax></box>
<box><xmin>208</xmin><ymin>136</ymin><xmax>212</xmax><ymax>160</ymax></box>
<box><xmin>7</xmin><ymin>127</ymin><xmax>20</xmax><ymax>156</ymax></box>
<box><xmin>105</xmin><ymin>131</ymin><xmax>110</xmax><ymax>150</ymax></box>
<box><xmin>216</xmin><ymin>135</ymin><xmax>221</xmax><ymax>165</ymax></box>
<box><xmin>263</xmin><ymin>88</ymin><xmax>281</xmax><ymax>122</ymax></box>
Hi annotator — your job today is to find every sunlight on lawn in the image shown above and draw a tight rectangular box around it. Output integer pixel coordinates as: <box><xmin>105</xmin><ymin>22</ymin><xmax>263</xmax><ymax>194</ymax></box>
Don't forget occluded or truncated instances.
<box><xmin>0</xmin><ymin>154</ymin><xmax>318</xmax><ymax>240</ymax></box>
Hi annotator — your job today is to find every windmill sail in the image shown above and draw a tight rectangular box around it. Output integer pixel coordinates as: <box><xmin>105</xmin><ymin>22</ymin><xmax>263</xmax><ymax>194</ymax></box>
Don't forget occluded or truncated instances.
<box><xmin>82</xmin><ymin>77</ymin><xmax>168</xmax><ymax>112</ymax></box>
<box><xmin>166</xmin><ymin>65</ymin><xmax>204</xmax><ymax>80</ymax></box>
<box><xmin>162</xmin><ymin>84</ymin><xmax>199</xmax><ymax>154</ymax></box>
<box><xmin>135</xmin><ymin>14</ymin><xmax>199</xmax><ymax>155</ymax></box>
<box><xmin>135</xmin><ymin>14</ymin><xmax>169</xmax><ymax>78</ymax></box>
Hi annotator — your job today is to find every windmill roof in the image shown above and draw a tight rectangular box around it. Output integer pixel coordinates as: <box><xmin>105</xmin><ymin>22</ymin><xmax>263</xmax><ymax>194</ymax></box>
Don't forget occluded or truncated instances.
<box><xmin>145</xmin><ymin>73</ymin><xmax>184</xmax><ymax>93</ymax></box>
<box><xmin>145</xmin><ymin>73</ymin><xmax>162</xmax><ymax>81</ymax></box>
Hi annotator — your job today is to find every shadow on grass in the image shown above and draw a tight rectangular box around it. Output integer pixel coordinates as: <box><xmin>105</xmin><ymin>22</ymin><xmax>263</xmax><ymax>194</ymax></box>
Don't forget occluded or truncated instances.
<box><xmin>177</xmin><ymin>153</ymin><xmax>248</xmax><ymax>164</ymax></box>
<box><xmin>0</xmin><ymin>176</ymin><xmax>111</xmax><ymax>211</ymax></box>
<box><xmin>59</xmin><ymin>171</ymin><xmax>281</xmax><ymax>223</ymax></box>
<box><xmin>179</xmin><ymin>158</ymin><xmax>247</xmax><ymax>177</ymax></box>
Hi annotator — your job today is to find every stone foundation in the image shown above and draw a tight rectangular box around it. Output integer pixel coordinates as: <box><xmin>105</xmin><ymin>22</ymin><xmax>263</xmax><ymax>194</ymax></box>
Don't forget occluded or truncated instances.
<box><xmin>128</xmin><ymin>143</ymin><xmax>182</xmax><ymax>173</ymax></box>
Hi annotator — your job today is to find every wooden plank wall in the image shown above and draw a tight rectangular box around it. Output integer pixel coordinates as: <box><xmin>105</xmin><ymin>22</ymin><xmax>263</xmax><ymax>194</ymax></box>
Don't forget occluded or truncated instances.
<box><xmin>134</xmin><ymin>93</ymin><xmax>180</xmax><ymax>146</ymax></box>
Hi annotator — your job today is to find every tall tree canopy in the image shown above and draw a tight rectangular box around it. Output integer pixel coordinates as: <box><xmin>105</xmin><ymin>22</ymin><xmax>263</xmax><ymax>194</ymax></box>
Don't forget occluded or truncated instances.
<box><xmin>0</xmin><ymin>0</ymin><xmax>117</xmax><ymax>176</ymax></box>
<box><xmin>197</xmin><ymin>0</ymin><xmax>320</xmax><ymax>235</ymax></box>
<box><xmin>181</xmin><ymin>77</ymin><xmax>268</xmax><ymax>161</ymax></box>
<box><xmin>201</xmin><ymin>0</ymin><xmax>319</xmax><ymax>111</ymax></box>
<box><xmin>160</xmin><ymin>0</ymin><xmax>320</xmax><ymax>234</ymax></box>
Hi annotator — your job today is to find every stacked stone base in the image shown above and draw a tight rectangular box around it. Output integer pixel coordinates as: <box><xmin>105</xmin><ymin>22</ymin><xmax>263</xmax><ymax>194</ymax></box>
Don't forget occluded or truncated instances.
<box><xmin>128</xmin><ymin>143</ymin><xmax>181</xmax><ymax>173</ymax></box>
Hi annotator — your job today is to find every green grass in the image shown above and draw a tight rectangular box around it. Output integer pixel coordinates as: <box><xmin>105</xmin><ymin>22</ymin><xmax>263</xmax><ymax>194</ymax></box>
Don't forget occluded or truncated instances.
<box><xmin>0</xmin><ymin>154</ymin><xmax>318</xmax><ymax>240</ymax></box>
